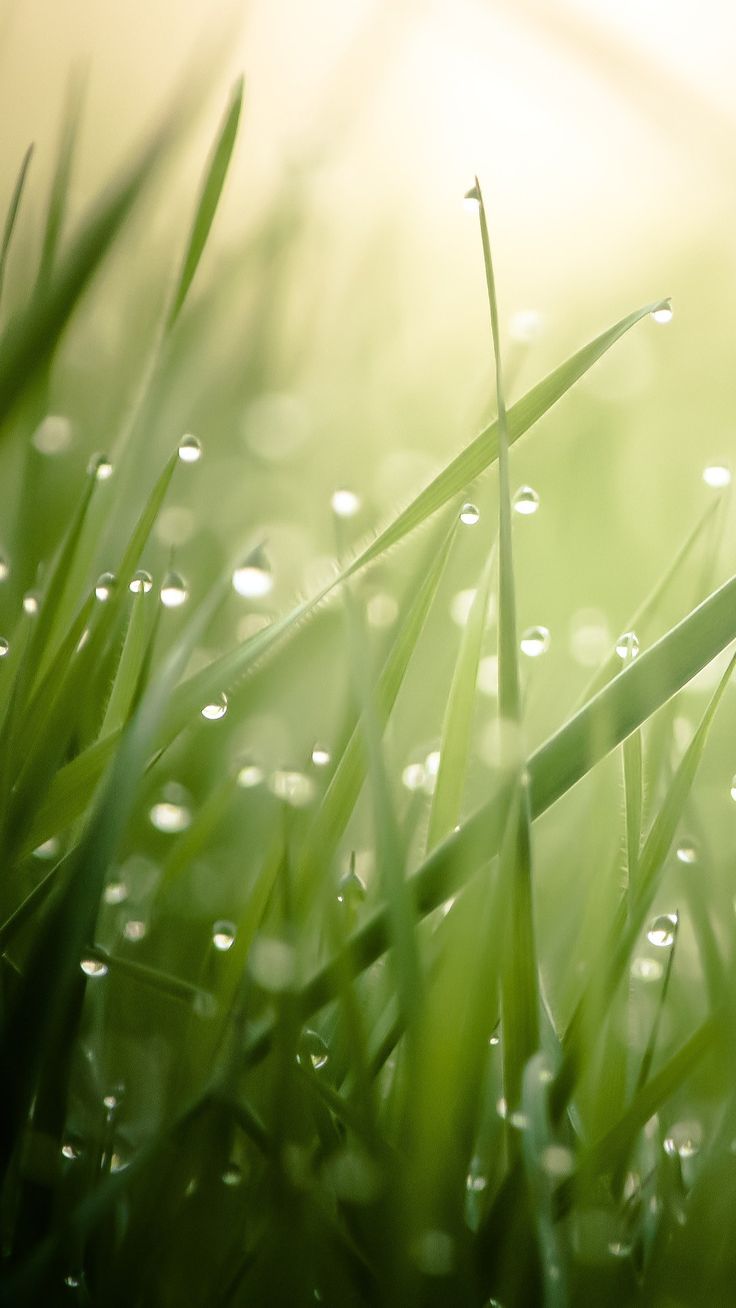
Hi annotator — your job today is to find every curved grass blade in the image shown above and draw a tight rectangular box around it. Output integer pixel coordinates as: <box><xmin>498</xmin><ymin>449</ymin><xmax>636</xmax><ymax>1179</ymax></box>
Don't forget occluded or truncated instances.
<box><xmin>166</xmin><ymin>74</ymin><xmax>244</xmax><ymax>330</ymax></box>
<box><xmin>85</xmin><ymin>946</ymin><xmax>209</xmax><ymax>1006</ymax></box>
<box><xmin>520</xmin><ymin>1053</ymin><xmax>570</xmax><ymax>1306</ymax></box>
<box><xmin>243</xmin><ymin>572</ymin><xmax>736</xmax><ymax>1065</ymax></box>
<box><xmin>35</xmin><ymin>73</ymin><xmax>85</xmax><ymax>290</ymax></box>
<box><xmin>0</xmin><ymin>142</ymin><xmax>33</xmax><ymax>308</ymax></box>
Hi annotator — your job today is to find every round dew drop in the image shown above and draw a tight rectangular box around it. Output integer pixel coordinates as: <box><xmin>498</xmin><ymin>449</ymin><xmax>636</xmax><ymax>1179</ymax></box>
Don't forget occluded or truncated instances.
<box><xmin>299</xmin><ymin>1028</ymin><xmax>329</xmax><ymax>1071</ymax></box>
<box><xmin>80</xmin><ymin>958</ymin><xmax>108</xmax><ymax>978</ymax></box>
<box><xmin>237</xmin><ymin>763</ymin><xmax>264</xmax><ymax>788</ymax></box>
<box><xmin>201</xmin><ymin>692</ymin><xmax>228</xmax><ymax>721</ymax></box>
<box><xmin>331</xmin><ymin>488</ymin><xmax>361</xmax><ymax>518</ymax></box>
<box><xmin>22</xmin><ymin>592</ymin><xmax>40</xmax><ymax>616</ymax></box>
<box><xmin>95</xmin><ymin>572</ymin><xmax>116</xmax><ymax>601</ymax></box>
<box><xmin>459</xmin><ymin>501</ymin><xmax>480</xmax><ymax>525</ymax></box>
<box><xmin>311</xmin><ymin>743</ymin><xmax>331</xmax><ymax>767</ymax></box>
<box><xmin>615</xmin><ymin>631</ymin><xmax>639</xmax><ymax>662</ymax></box>
<box><xmin>89</xmin><ymin>453</ymin><xmax>113</xmax><ymax>481</ymax></box>
<box><xmin>129</xmin><ymin>570</ymin><xmax>153</xmax><ymax>595</ymax></box>
<box><xmin>647</xmin><ymin>913</ymin><xmax>678</xmax><ymax>948</ymax></box>
<box><xmin>177</xmin><ymin>434</ymin><xmax>202</xmax><ymax>463</ymax></box>
<box><xmin>212</xmin><ymin>920</ymin><xmax>236</xmax><ymax>951</ymax></box>
<box><xmin>149</xmin><ymin>787</ymin><xmax>192</xmax><ymax>833</ymax></box>
<box><xmin>663</xmin><ymin>1120</ymin><xmax>702</xmax><ymax>1159</ymax></box>
<box><xmin>650</xmin><ymin>302</ymin><xmax>673</xmax><ymax>325</ymax></box>
<box><xmin>676</xmin><ymin>840</ymin><xmax>698</xmax><ymax>865</ymax></box>
<box><xmin>702</xmin><ymin>464</ymin><xmax>731</xmax><ymax>488</ymax></box>
<box><xmin>512</xmin><ymin>485</ymin><xmax>540</xmax><ymax>516</ymax></box>
<box><xmin>520</xmin><ymin>625</ymin><xmax>550</xmax><ymax>657</ymax></box>
<box><xmin>160</xmin><ymin>571</ymin><xmax>188</xmax><ymax>608</ymax></box>
<box><xmin>232</xmin><ymin>560</ymin><xmax>272</xmax><ymax>599</ymax></box>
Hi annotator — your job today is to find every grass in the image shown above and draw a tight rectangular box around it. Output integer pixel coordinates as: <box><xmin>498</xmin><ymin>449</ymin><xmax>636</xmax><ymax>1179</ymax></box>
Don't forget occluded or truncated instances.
<box><xmin>0</xmin><ymin>67</ymin><xmax>735</xmax><ymax>1308</ymax></box>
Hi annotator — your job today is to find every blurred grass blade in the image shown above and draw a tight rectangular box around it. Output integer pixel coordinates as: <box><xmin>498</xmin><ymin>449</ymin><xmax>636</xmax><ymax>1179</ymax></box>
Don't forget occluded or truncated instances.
<box><xmin>426</xmin><ymin>541</ymin><xmax>496</xmax><ymax>851</ymax></box>
<box><xmin>623</xmin><ymin>726</ymin><xmax>643</xmax><ymax>897</ymax></box>
<box><xmin>0</xmin><ymin>142</ymin><xmax>33</xmax><ymax>308</ymax></box>
<box><xmin>635</xmin><ymin>911</ymin><xmax>679</xmax><ymax>1093</ymax></box>
<box><xmin>86</xmin><ymin>947</ymin><xmax>209</xmax><ymax>1006</ymax></box>
<box><xmin>520</xmin><ymin>1053</ymin><xmax>570</xmax><ymax>1306</ymax></box>
<box><xmin>166</xmin><ymin>75</ymin><xmax>244</xmax><ymax>330</ymax></box>
<box><xmin>35</xmin><ymin>73</ymin><xmax>84</xmax><ymax>289</ymax></box>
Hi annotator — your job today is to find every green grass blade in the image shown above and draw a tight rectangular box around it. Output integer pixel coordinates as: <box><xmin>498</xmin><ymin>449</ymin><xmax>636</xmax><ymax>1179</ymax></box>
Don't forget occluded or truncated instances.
<box><xmin>166</xmin><ymin>75</ymin><xmax>244</xmax><ymax>331</ymax></box>
<box><xmin>623</xmin><ymin>727</ymin><xmax>643</xmax><ymax>895</ymax></box>
<box><xmin>19</xmin><ymin>732</ymin><xmax>120</xmax><ymax>860</ymax></box>
<box><xmin>0</xmin><ymin>142</ymin><xmax>33</xmax><ymax>308</ymax></box>
<box><xmin>35</xmin><ymin>73</ymin><xmax>84</xmax><ymax>289</ymax></box>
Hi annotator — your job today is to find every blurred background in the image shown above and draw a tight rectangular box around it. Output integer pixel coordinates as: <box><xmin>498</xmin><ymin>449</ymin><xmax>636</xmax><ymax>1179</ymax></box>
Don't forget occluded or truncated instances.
<box><xmin>0</xmin><ymin>0</ymin><xmax>733</xmax><ymax>1009</ymax></box>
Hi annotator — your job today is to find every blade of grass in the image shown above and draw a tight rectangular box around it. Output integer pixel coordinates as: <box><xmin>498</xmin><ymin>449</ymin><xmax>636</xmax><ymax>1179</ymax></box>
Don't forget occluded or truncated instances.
<box><xmin>0</xmin><ymin>142</ymin><xmax>33</xmax><ymax>309</ymax></box>
<box><xmin>35</xmin><ymin>73</ymin><xmax>85</xmax><ymax>290</ymax></box>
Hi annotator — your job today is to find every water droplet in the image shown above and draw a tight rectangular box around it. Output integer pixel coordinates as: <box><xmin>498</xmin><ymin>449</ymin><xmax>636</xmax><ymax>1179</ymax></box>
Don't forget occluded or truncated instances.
<box><xmin>149</xmin><ymin>785</ymin><xmax>192</xmax><ymax>833</ymax></box>
<box><xmin>123</xmin><ymin>919</ymin><xmax>146</xmax><ymax>942</ymax></box>
<box><xmin>520</xmin><ymin>625</ymin><xmax>550</xmax><ymax>657</ymax></box>
<box><xmin>366</xmin><ymin>591</ymin><xmax>398</xmax><ymax>628</ymax></box>
<box><xmin>236</xmin><ymin>763</ymin><xmax>264</xmax><ymax>788</ymax></box>
<box><xmin>93</xmin><ymin>571</ymin><xmax>116</xmax><ymax>602</ymax></box>
<box><xmin>412</xmin><ymin>1228</ymin><xmax>455</xmax><ymax>1277</ymax></box>
<box><xmin>32</xmin><ymin>415</ymin><xmax>72</xmax><ymax>455</ymax></box>
<box><xmin>731</xmin><ymin>775</ymin><xmax>736</xmax><ymax>802</ymax></box>
<box><xmin>540</xmin><ymin>1144</ymin><xmax>574</xmax><ymax>1178</ymax></box>
<box><xmin>489</xmin><ymin>1033</ymin><xmax>500</xmax><ymax>1047</ymax></box>
<box><xmin>298</xmin><ymin>1028</ymin><xmax>329</xmax><ymax>1070</ymax></box>
<box><xmin>460</xmin><ymin>501</ymin><xmax>480</xmax><ymax>525</ymax></box>
<box><xmin>608</xmin><ymin>1239</ymin><xmax>633</xmax><ymax>1259</ymax></box>
<box><xmin>331</xmin><ymin>488</ymin><xmax>361</xmax><ymax>518</ymax></box>
<box><xmin>663</xmin><ymin>1120</ymin><xmax>702</xmax><ymax>1159</ymax></box>
<box><xmin>103</xmin><ymin>880</ymin><xmax>128</xmax><ymax>905</ymax></box>
<box><xmin>0</xmin><ymin>556</ymin><xmax>9</xmax><ymax>582</ymax></box>
<box><xmin>402</xmin><ymin>762</ymin><xmax>426</xmax><ymax>792</ymax></box>
<box><xmin>311</xmin><ymin>743</ymin><xmax>331</xmax><ymax>767</ymax></box>
<box><xmin>89</xmin><ymin>453</ymin><xmax>113</xmax><ymax>481</ymax></box>
<box><xmin>232</xmin><ymin>547</ymin><xmax>272</xmax><ymax>599</ymax></box>
<box><xmin>466</xmin><ymin>1157</ymin><xmax>488</xmax><ymax>1192</ymax></box>
<box><xmin>512</xmin><ymin>485</ymin><xmax>540</xmax><ymax>515</ymax></box>
<box><xmin>463</xmin><ymin>182</ymin><xmax>481</xmax><ymax>212</ymax></box>
<box><xmin>201</xmin><ymin>692</ymin><xmax>228</xmax><ymax>721</ymax></box>
<box><xmin>63</xmin><ymin>1272</ymin><xmax>82</xmax><ymax>1289</ymax></box>
<box><xmin>650</xmin><ymin>301</ymin><xmax>673</xmax><ymax>325</ymax></box>
<box><xmin>23</xmin><ymin>591</ymin><xmax>40</xmax><ymax>616</ymax></box>
<box><xmin>337</xmin><ymin>869</ymin><xmax>367</xmax><ymax>907</ymax></box>
<box><xmin>160</xmin><ymin>571</ymin><xmax>188</xmax><ymax>608</ymax></box>
<box><xmin>615</xmin><ymin>631</ymin><xmax>639</xmax><ymax>663</ymax></box>
<box><xmin>177</xmin><ymin>434</ymin><xmax>202</xmax><ymax>463</ymax></box>
<box><xmin>80</xmin><ymin>958</ymin><xmax>108</xmax><ymax>978</ymax></box>
<box><xmin>647</xmin><ymin>913</ymin><xmax>678</xmax><ymax>948</ymax></box>
<box><xmin>631</xmin><ymin>957</ymin><xmax>663</xmax><ymax>982</ymax></box>
<box><xmin>61</xmin><ymin>1138</ymin><xmax>83</xmax><ymax>1161</ymax></box>
<box><xmin>129</xmin><ymin>570</ymin><xmax>152</xmax><ymax>595</ymax></box>
<box><xmin>702</xmin><ymin>464</ymin><xmax>731</xmax><ymax>488</ymax></box>
<box><xmin>110</xmin><ymin>1151</ymin><xmax>128</xmax><ymax>1173</ymax></box>
<box><xmin>103</xmin><ymin>1085</ymin><xmax>124</xmax><ymax>1112</ymax></box>
<box><xmin>496</xmin><ymin>1096</ymin><xmax>508</xmax><ymax>1119</ymax></box>
<box><xmin>676</xmin><ymin>840</ymin><xmax>698</xmax><ymax>865</ymax></box>
<box><xmin>269</xmin><ymin>769</ymin><xmax>314</xmax><ymax>807</ymax></box>
<box><xmin>249</xmin><ymin>936</ymin><xmax>296</xmax><ymax>992</ymax></box>
<box><xmin>221</xmin><ymin>1163</ymin><xmax>242</xmax><ymax>1186</ymax></box>
<box><xmin>212</xmin><ymin>920</ymin><xmax>236</xmax><ymax>952</ymax></box>
<box><xmin>33</xmin><ymin>837</ymin><xmax>60</xmax><ymax>860</ymax></box>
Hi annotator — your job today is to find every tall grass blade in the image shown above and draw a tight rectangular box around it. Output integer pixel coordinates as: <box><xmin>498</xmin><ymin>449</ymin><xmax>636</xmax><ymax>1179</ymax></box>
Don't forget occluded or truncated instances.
<box><xmin>0</xmin><ymin>142</ymin><xmax>33</xmax><ymax>308</ymax></box>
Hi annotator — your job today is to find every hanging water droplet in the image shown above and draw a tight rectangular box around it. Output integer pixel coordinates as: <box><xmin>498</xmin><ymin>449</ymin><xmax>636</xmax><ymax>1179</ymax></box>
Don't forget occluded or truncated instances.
<box><xmin>103</xmin><ymin>1085</ymin><xmax>124</xmax><ymax>1113</ymax></box>
<box><xmin>520</xmin><ymin>625</ymin><xmax>550</xmax><ymax>657</ymax></box>
<box><xmin>615</xmin><ymin>631</ymin><xmax>639</xmax><ymax>662</ymax></box>
<box><xmin>110</xmin><ymin>1151</ymin><xmax>128</xmax><ymax>1173</ymax></box>
<box><xmin>149</xmin><ymin>785</ymin><xmax>192</xmax><ymax>833</ymax></box>
<box><xmin>212</xmin><ymin>920</ymin><xmax>236</xmax><ymax>951</ymax></box>
<box><xmin>80</xmin><ymin>958</ymin><xmax>108</xmax><ymax>978</ymax></box>
<box><xmin>463</xmin><ymin>182</ymin><xmax>481</xmax><ymax>212</ymax></box>
<box><xmin>337</xmin><ymin>869</ymin><xmax>367</xmax><ymax>907</ymax></box>
<box><xmin>702</xmin><ymin>464</ymin><xmax>731</xmax><ymax>489</ymax></box>
<box><xmin>232</xmin><ymin>546</ymin><xmax>273</xmax><ymax>598</ymax></box>
<box><xmin>33</xmin><ymin>837</ymin><xmax>60</xmax><ymax>860</ymax></box>
<box><xmin>94</xmin><ymin>572</ymin><xmax>116</xmax><ymax>601</ymax></box>
<box><xmin>201</xmin><ymin>692</ymin><xmax>228</xmax><ymax>721</ymax></box>
<box><xmin>608</xmin><ymin>1239</ymin><xmax>633</xmax><ymax>1259</ymax></box>
<box><xmin>61</xmin><ymin>1137</ymin><xmax>83</xmax><ymax>1161</ymax></box>
<box><xmin>663</xmin><ymin>1120</ymin><xmax>702</xmax><ymax>1159</ymax></box>
<box><xmin>489</xmin><ymin>1033</ymin><xmax>500</xmax><ymax>1047</ymax></box>
<box><xmin>129</xmin><ymin>570</ymin><xmax>152</xmax><ymax>595</ymax></box>
<box><xmin>177</xmin><ymin>434</ymin><xmax>202</xmax><ymax>463</ymax></box>
<box><xmin>631</xmin><ymin>957</ymin><xmax>663</xmax><ymax>982</ymax></box>
<box><xmin>512</xmin><ymin>485</ymin><xmax>540</xmax><ymax>516</ymax></box>
<box><xmin>402</xmin><ymin>762</ymin><xmax>426</xmax><ymax>792</ymax></box>
<box><xmin>160</xmin><ymin>571</ymin><xmax>188</xmax><ymax>608</ymax></box>
<box><xmin>0</xmin><ymin>556</ymin><xmax>9</xmax><ymax>582</ymax></box>
<box><xmin>269</xmin><ymin>769</ymin><xmax>315</xmax><ymax>807</ymax></box>
<box><xmin>123</xmin><ymin>919</ymin><xmax>146</xmax><ymax>942</ymax></box>
<box><xmin>311</xmin><ymin>743</ymin><xmax>331</xmax><ymax>767</ymax></box>
<box><xmin>650</xmin><ymin>300</ymin><xmax>673</xmax><ymax>325</ymax></box>
<box><xmin>647</xmin><ymin>913</ymin><xmax>678</xmax><ymax>948</ymax></box>
<box><xmin>459</xmin><ymin>501</ymin><xmax>480</xmax><ymax>525</ymax></box>
<box><xmin>103</xmin><ymin>880</ymin><xmax>128</xmax><ymax>905</ymax></box>
<box><xmin>89</xmin><ymin>453</ymin><xmax>113</xmax><ymax>481</ymax></box>
<box><xmin>466</xmin><ymin>1157</ymin><xmax>488</xmax><ymax>1192</ymax></box>
<box><xmin>298</xmin><ymin>1028</ymin><xmax>329</xmax><ymax>1071</ymax></box>
<box><xmin>331</xmin><ymin>488</ymin><xmax>361</xmax><ymax>518</ymax></box>
<box><xmin>676</xmin><ymin>839</ymin><xmax>698</xmax><ymax>865</ymax></box>
<box><xmin>221</xmin><ymin>1163</ymin><xmax>243</xmax><ymax>1187</ymax></box>
<box><xmin>236</xmin><ymin>763</ymin><xmax>264</xmax><ymax>788</ymax></box>
<box><xmin>249</xmin><ymin>935</ymin><xmax>296</xmax><ymax>992</ymax></box>
<box><xmin>22</xmin><ymin>591</ymin><xmax>40</xmax><ymax>616</ymax></box>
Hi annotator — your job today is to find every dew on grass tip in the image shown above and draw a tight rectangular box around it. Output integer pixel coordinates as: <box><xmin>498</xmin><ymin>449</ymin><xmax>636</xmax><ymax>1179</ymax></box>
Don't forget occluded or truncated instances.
<box><xmin>232</xmin><ymin>548</ymin><xmax>272</xmax><ymax>598</ymax></box>
<box><xmin>311</xmin><ymin>743</ymin><xmax>331</xmax><ymax>767</ymax></box>
<box><xmin>129</xmin><ymin>570</ymin><xmax>152</xmax><ymax>594</ymax></box>
<box><xmin>298</xmin><ymin>1028</ymin><xmax>329</xmax><ymax>1071</ymax></box>
<box><xmin>650</xmin><ymin>301</ymin><xmax>673</xmax><ymax>325</ymax></box>
<box><xmin>512</xmin><ymin>485</ymin><xmax>540</xmax><ymax>515</ymax></box>
<box><xmin>160</xmin><ymin>571</ymin><xmax>188</xmax><ymax>608</ymax></box>
<box><xmin>463</xmin><ymin>183</ymin><xmax>481</xmax><ymax>212</ymax></box>
<box><xmin>201</xmin><ymin>692</ymin><xmax>228</xmax><ymax>721</ymax></box>
<box><xmin>177</xmin><ymin>434</ymin><xmax>202</xmax><ymax>463</ymax></box>
<box><xmin>647</xmin><ymin>913</ymin><xmax>678</xmax><ymax>948</ymax></box>
<box><xmin>460</xmin><ymin>501</ymin><xmax>480</xmax><ymax>525</ymax></box>
<box><xmin>337</xmin><ymin>869</ymin><xmax>367</xmax><ymax>907</ymax></box>
<box><xmin>212</xmin><ymin>920</ymin><xmax>236</xmax><ymax>951</ymax></box>
<box><xmin>89</xmin><ymin>453</ymin><xmax>113</xmax><ymax>481</ymax></box>
<box><xmin>80</xmin><ymin>958</ymin><xmax>108</xmax><ymax>978</ymax></box>
<box><xmin>520</xmin><ymin>625</ymin><xmax>550</xmax><ymax>657</ymax></box>
<box><xmin>94</xmin><ymin>572</ymin><xmax>116</xmax><ymax>602</ymax></box>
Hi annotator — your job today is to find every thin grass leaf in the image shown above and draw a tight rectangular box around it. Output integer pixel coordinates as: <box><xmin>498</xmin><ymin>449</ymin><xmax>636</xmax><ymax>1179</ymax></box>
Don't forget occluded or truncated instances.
<box><xmin>99</xmin><ymin>592</ymin><xmax>153</xmax><ymax>736</ymax></box>
<box><xmin>0</xmin><ymin>142</ymin><xmax>33</xmax><ymax>308</ymax></box>
<box><xmin>166</xmin><ymin>75</ymin><xmax>244</xmax><ymax>330</ymax></box>
<box><xmin>635</xmin><ymin>910</ymin><xmax>679</xmax><ymax>1094</ymax></box>
<box><xmin>623</xmin><ymin>726</ymin><xmax>643</xmax><ymax>896</ymax></box>
<box><xmin>35</xmin><ymin>73</ymin><xmax>84</xmax><ymax>289</ymax></box>
<box><xmin>85</xmin><ymin>946</ymin><xmax>210</xmax><ymax>1007</ymax></box>
<box><xmin>520</xmin><ymin>1053</ymin><xmax>570</xmax><ymax>1307</ymax></box>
